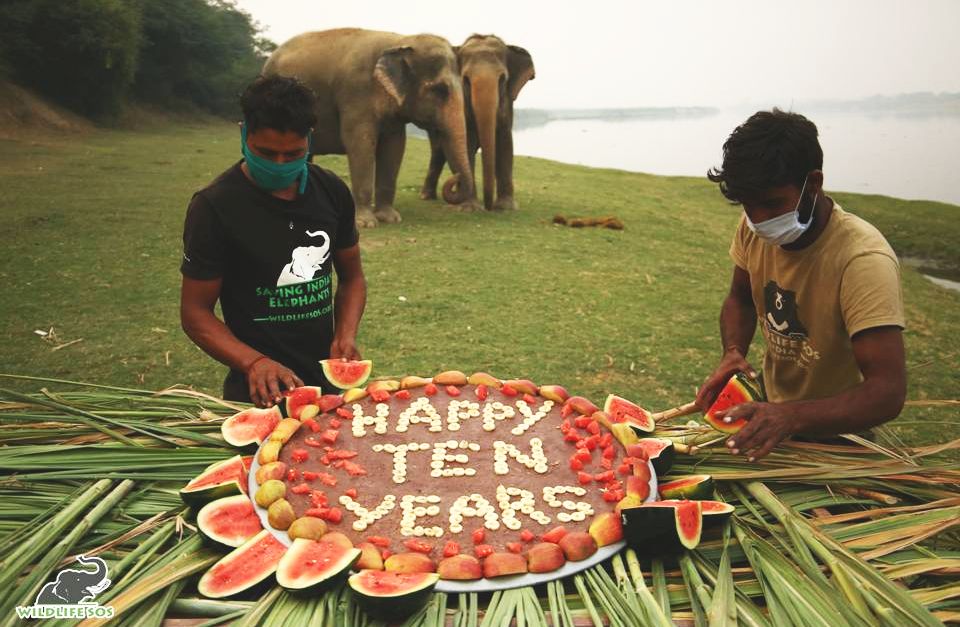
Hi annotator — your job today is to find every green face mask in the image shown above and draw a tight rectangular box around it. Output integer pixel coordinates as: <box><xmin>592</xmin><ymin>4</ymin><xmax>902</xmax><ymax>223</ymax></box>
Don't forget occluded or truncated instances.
<box><xmin>240</xmin><ymin>125</ymin><xmax>309</xmax><ymax>194</ymax></box>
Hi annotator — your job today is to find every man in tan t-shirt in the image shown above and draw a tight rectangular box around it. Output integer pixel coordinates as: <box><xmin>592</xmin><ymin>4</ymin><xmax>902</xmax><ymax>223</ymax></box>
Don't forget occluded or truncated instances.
<box><xmin>695</xmin><ymin>109</ymin><xmax>906</xmax><ymax>461</ymax></box>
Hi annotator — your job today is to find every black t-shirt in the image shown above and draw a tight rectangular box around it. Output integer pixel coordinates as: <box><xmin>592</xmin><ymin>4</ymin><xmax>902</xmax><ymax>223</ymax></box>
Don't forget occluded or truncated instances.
<box><xmin>181</xmin><ymin>161</ymin><xmax>359</xmax><ymax>386</ymax></box>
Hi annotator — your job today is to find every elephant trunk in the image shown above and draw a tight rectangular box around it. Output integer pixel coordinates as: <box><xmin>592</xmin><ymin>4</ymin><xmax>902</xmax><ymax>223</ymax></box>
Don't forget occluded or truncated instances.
<box><xmin>76</xmin><ymin>555</ymin><xmax>107</xmax><ymax>584</ymax></box>
<box><xmin>470</xmin><ymin>73</ymin><xmax>499</xmax><ymax>210</ymax></box>
<box><xmin>440</xmin><ymin>90</ymin><xmax>476</xmax><ymax>206</ymax></box>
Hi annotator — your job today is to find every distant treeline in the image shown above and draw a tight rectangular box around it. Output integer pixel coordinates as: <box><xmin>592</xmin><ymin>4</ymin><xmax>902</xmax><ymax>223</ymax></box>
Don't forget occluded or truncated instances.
<box><xmin>0</xmin><ymin>0</ymin><xmax>273</xmax><ymax>118</ymax></box>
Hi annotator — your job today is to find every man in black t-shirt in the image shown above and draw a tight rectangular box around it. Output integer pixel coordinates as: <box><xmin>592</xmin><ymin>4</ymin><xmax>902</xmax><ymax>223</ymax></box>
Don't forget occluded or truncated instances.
<box><xmin>180</xmin><ymin>76</ymin><xmax>367</xmax><ymax>407</ymax></box>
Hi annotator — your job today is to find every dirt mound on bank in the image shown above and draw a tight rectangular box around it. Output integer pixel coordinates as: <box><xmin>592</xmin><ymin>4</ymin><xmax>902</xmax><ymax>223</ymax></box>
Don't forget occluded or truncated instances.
<box><xmin>0</xmin><ymin>81</ymin><xmax>93</xmax><ymax>138</ymax></box>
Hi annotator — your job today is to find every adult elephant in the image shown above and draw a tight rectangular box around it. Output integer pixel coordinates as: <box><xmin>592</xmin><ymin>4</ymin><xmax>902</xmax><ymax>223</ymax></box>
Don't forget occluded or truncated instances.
<box><xmin>421</xmin><ymin>35</ymin><xmax>535</xmax><ymax>211</ymax></box>
<box><xmin>263</xmin><ymin>28</ymin><xmax>479</xmax><ymax>228</ymax></box>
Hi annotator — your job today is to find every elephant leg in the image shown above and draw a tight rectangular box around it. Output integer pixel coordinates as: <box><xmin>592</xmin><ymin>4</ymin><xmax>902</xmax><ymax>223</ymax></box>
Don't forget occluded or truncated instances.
<box><xmin>341</xmin><ymin>122</ymin><xmax>379</xmax><ymax>229</ymax></box>
<box><xmin>493</xmin><ymin>120</ymin><xmax>517</xmax><ymax>211</ymax></box>
<box><xmin>373</xmin><ymin>127</ymin><xmax>405</xmax><ymax>224</ymax></box>
<box><xmin>420</xmin><ymin>130</ymin><xmax>445</xmax><ymax>200</ymax></box>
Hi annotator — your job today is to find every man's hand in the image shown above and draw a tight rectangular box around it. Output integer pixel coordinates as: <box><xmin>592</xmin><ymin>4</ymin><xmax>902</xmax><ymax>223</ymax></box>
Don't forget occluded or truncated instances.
<box><xmin>329</xmin><ymin>336</ymin><xmax>362</xmax><ymax>361</ymax></box>
<box><xmin>246</xmin><ymin>357</ymin><xmax>304</xmax><ymax>408</ymax></box>
<box><xmin>696</xmin><ymin>348</ymin><xmax>758</xmax><ymax>411</ymax></box>
<box><xmin>717</xmin><ymin>401</ymin><xmax>796</xmax><ymax>461</ymax></box>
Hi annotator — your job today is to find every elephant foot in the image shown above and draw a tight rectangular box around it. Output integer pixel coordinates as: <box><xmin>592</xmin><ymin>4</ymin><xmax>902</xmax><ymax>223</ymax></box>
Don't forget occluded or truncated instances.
<box><xmin>453</xmin><ymin>199</ymin><xmax>483</xmax><ymax>213</ymax></box>
<box><xmin>419</xmin><ymin>187</ymin><xmax>438</xmax><ymax>200</ymax></box>
<box><xmin>374</xmin><ymin>206</ymin><xmax>403</xmax><ymax>224</ymax></box>
<box><xmin>355</xmin><ymin>208</ymin><xmax>379</xmax><ymax>229</ymax></box>
<box><xmin>493</xmin><ymin>197</ymin><xmax>518</xmax><ymax>212</ymax></box>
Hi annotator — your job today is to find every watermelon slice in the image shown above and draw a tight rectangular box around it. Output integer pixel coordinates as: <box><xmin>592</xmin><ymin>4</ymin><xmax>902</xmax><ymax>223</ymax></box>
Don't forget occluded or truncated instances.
<box><xmin>321</xmin><ymin>359</ymin><xmax>373</xmax><ymax>390</ymax></box>
<box><xmin>180</xmin><ymin>455</ymin><xmax>246</xmax><ymax>506</ymax></box>
<box><xmin>603</xmin><ymin>395</ymin><xmax>654</xmax><ymax>433</ymax></box>
<box><xmin>658</xmin><ymin>474</ymin><xmax>715</xmax><ymax>501</ymax></box>
<box><xmin>629</xmin><ymin>438</ymin><xmax>676</xmax><ymax>475</ymax></box>
<box><xmin>704</xmin><ymin>373</ymin><xmax>764</xmax><ymax>434</ymax></box>
<box><xmin>620</xmin><ymin>500</ymin><xmax>703</xmax><ymax>551</ymax></box>
<box><xmin>198</xmin><ymin>529</ymin><xmax>287</xmax><ymax>598</ymax></box>
<box><xmin>276</xmin><ymin>537</ymin><xmax>361</xmax><ymax>593</ymax></box>
<box><xmin>221</xmin><ymin>406</ymin><xmax>282</xmax><ymax>447</ymax></box>
<box><xmin>349</xmin><ymin>569</ymin><xmax>439</xmax><ymax>619</ymax></box>
<box><xmin>197</xmin><ymin>494</ymin><xmax>263</xmax><ymax>549</ymax></box>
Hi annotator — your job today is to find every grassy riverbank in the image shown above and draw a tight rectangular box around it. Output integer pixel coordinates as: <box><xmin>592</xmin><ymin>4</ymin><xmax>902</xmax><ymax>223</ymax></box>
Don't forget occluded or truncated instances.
<box><xmin>1</xmin><ymin>121</ymin><xmax>957</xmax><ymax>447</ymax></box>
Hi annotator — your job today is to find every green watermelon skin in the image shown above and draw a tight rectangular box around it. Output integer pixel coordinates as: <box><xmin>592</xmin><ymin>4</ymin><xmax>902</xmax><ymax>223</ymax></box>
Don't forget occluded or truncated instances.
<box><xmin>658</xmin><ymin>474</ymin><xmax>715</xmax><ymax>501</ymax></box>
<box><xmin>321</xmin><ymin>359</ymin><xmax>373</xmax><ymax>389</ymax></box>
<box><xmin>704</xmin><ymin>374</ymin><xmax>763</xmax><ymax>434</ymax></box>
<box><xmin>349</xmin><ymin>570</ymin><xmax>439</xmax><ymax>619</ymax></box>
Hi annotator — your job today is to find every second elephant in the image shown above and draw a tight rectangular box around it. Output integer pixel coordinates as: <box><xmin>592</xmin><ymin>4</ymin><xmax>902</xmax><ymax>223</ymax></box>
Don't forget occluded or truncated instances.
<box><xmin>421</xmin><ymin>35</ymin><xmax>535</xmax><ymax>211</ymax></box>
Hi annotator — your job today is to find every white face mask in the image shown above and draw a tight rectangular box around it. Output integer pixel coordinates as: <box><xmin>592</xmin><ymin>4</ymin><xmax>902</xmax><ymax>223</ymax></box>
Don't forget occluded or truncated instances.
<box><xmin>745</xmin><ymin>177</ymin><xmax>817</xmax><ymax>246</ymax></box>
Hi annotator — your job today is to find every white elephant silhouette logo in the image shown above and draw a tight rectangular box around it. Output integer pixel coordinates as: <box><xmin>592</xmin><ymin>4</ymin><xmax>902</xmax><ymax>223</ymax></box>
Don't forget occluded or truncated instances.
<box><xmin>34</xmin><ymin>554</ymin><xmax>111</xmax><ymax>605</ymax></box>
<box><xmin>277</xmin><ymin>229</ymin><xmax>330</xmax><ymax>286</ymax></box>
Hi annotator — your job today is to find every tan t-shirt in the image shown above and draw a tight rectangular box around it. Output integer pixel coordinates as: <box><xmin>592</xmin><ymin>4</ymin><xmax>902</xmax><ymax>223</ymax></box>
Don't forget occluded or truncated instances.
<box><xmin>730</xmin><ymin>199</ymin><xmax>905</xmax><ymax>403</ymax></box>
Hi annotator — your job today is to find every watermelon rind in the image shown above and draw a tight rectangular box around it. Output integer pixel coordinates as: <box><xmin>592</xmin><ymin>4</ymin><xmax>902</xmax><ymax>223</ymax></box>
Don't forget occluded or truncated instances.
<box><xmin>180</xmin><ymin>455</ymin><xmax>246</xmax><ymax>506</ymax></box>
<box><xmin>635</xmin><ymin>438</ymin><xmax>676</xmax><ymax>475</ymax></box>
<box><xmin>276</xmin><ymin>537</ymin><xmax>361</xmax><ymax>593</ymax></box>
<box><xmin>603</xmin><ymin>394</ymin><xmax>655</xmax><ymax>433</ymax></box>
<box><xmin>620</xmin><ymin>500</ymin><xmax>703</xmax><ymax>552</ymax></box>
<box><xmin>197</xmin><ymin>494</ymin><xmax>263</xmax><ymax>549</ymax></box>
<box><xmin>349</xmin><ymin>570</ymin><xmax>439</xmax><ymax>619</ymax></box>
<box><xmin>703</xmin><ymin>374</ymin><xmax>762</xmax><ymax>434</ymax></box>
<box><xmin>321</xmin><ymin>359</ymin><xmax>373</xmax><ymax>390</ymax></box>
<box><xmin>198</xmin><ymin>529</ymin><xmax>287</xmax><ymax>598</ymax></box>
<box><xmin>658</xmin><ymin>474</ymin><xmax>715</xmax><ymax>501</ymax></box>
<box><xmin>221</xmin><ymin>406</ymin><xmax>282</xmax><ymax>448</ymax></box>
<box><xmin>699</xmin><ymin>500</ymin><xmax>735</xmax><ymax>516</ymax></box>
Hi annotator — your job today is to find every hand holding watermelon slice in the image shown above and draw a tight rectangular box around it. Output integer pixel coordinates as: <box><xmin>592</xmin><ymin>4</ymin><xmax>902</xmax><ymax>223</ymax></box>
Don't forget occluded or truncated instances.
<box><xmin>695</xmin><ymin>348</ymin><xmax>760</xmax><ymax>413</ymax></box>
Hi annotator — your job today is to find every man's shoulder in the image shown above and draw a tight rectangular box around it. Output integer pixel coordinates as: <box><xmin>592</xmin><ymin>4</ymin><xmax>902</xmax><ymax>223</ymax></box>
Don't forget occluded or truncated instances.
<box><xmin>193</xmin><ymin>161</ymin><xmax>245</xmax><ymax>204</ymax></box>
<box><xmin>828</xmin><ymin>204</ymin><xmax>898</xmax><ymax>262</ymax></box>
<box><xmin>307</xmin><ymin>164</ymin><xmax>348</xmax><ymax>192</ymax></box>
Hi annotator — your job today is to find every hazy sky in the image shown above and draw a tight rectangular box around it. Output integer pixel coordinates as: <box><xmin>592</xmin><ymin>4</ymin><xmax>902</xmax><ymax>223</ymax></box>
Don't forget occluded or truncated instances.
<box><xmin>234</xmin><ymin>0</ymin><xmax>960</xmax><ymax>109</ymax></box>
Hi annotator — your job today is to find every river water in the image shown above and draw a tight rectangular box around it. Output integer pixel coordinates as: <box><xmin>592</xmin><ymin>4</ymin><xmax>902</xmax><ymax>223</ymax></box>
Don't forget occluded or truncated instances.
<box><xmin>511</xmin><ymin>108</ymin><xmax>960</xmax><ymax>207</ymax></box>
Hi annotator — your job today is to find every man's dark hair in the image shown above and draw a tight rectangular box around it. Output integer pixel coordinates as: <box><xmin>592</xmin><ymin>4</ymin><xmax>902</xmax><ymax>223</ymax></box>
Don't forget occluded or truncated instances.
<box><xmin>240</xmin><ymin>75</ymin><xmax>317</xmax><ymax>135</ymax></box>
<box><xmin>707</xmin><ymin>108</ymin><xmax>823</xmax><ymax>203</ymax></box>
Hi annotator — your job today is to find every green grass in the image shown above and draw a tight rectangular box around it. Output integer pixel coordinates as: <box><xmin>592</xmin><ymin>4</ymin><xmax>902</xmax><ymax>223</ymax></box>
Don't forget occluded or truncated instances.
<box><xmin>1</xmin><ymin>121</ymin><xmax>958</xmax><ymax>448</ymax></box>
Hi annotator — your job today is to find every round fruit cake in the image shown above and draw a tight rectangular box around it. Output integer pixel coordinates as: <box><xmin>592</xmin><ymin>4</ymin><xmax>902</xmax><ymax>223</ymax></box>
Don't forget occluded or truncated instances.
<box><xmin>189</xmin><ymin>370</ymin><xmax>658</xmax><ymax>594</ymax></box>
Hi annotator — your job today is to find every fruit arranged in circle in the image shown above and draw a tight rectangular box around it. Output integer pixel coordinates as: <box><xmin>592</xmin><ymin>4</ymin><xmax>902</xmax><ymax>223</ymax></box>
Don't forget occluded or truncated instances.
<box><xmin>658</xmin><ymin>474</ymin><xmax>715</xmax><ymax>501</ymax></box>
<box><xmin>221</xmin><ymin>406</ymin><xmax>282</xmax><ymax>447</ymax></box>
<box><xmin>276</xmin><ymin>537</ymin><xmax>361</xmax><ymax>593</ymax></box>
<box><xmin>603</xmin><ymin>394</ymin><xmax>655</xmax><ymax>433</ymax></box>
<box><xmin>621</xmin><ymin>500</ymin><xmax>703</xmax><ymax>550</ymax></box>
<box><xmin>348</xmin><ymin>569</ymin><xmax>440</xmax><ymax>618</ymax></box>
<box><xmin>180</xmin><ymin>455</ymin><xmax>247</xmax><ymax>506</ymax></box>
<box><xmin>321</xmin><ymin>359</ymin><xmax>373</xmax><ymax>390</ymax></box>
<box><xmin>197</xmin><ymin>529</ymin><xmax>287</xmax><ymax>598</ymax></box>
<box><xmin>197</xmin><ymin>494</ymin><xmax>263</xmax><ymax>549</ymax></box>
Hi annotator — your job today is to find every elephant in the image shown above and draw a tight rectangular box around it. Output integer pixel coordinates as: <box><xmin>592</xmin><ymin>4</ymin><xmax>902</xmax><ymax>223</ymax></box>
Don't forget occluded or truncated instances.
<box><xmin>35</xmin><ymin>555</ymin><xmax>110</xmax><ymax>605</ymax></box>
<box><xmin>263</xmin><ymin>28</ymin><xmax>479</xmax><ymax>228</ymax></box>
<box><xmin>420</xmin><ymin>35</ymin><xmax>535</xmax><ymax>211</ymax></box>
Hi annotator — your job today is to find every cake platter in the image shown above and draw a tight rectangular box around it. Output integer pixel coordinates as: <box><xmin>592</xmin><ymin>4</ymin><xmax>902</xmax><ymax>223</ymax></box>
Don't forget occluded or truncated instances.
<box><xmin>248</xmin><ymin>447</ymin><xmax>657</xmax><ymax>593</ymax></box>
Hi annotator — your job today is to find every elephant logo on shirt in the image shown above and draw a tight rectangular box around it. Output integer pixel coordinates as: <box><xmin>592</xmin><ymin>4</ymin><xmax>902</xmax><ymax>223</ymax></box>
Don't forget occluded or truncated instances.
<box><xmin>763</xmin><ymin>281</ymin><xmax>808</xmax><ymax>339</ymax></box>
<box><xmin>277</xmin><ymin>230</ymin><xmax>330</xmax><ymax>286</ymax></box>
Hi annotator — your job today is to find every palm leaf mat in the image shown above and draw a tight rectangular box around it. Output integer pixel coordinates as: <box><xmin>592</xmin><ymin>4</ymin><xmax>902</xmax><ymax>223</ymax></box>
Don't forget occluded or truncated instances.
<box><xmin>0</xmin><ymin>376</ymin><xmax>957</xmax><ymax>626</ymax></box>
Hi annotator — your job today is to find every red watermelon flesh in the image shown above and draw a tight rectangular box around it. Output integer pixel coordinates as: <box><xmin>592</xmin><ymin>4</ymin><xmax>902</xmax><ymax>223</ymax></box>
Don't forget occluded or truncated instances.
<box><xmin>349</xmin><ymin>569</ymin><xmax>439</xmax><ymax>597</ymax></box>
<box><xmin>603</xmin><ymin>395</ymin><xmax>654</xmax><ymax>432</ymax></box>
<box><xmin>674</xmin><ymin>500</ymin><xmax>703</xmax><ymax>549</ymax></box>
<box><xmin>184</xmin><ymin>455</ymin><xmax>245</xmax><ymax>492</ymax></box>
<box><xmin>285</xmin><ymin>386</ymin><xmax>322</xmax><ymax>420</ymax></box>
<box><xmin>197</xmin><ymin>495</ymin><xmax>262</xmax><ymax>547</ymax></box>
<box><xmin>321</xmin><ymin>359</ymin><xmax>373</xmax><ymax>390</ymax></box>
<box><xmin>704</xmin><ymin>375</ymin><xmax>757</xmax><ymax>434</ymax></box>
<box><xmin>277</xmin><ymin>538</ymin><xmax>360</xmax><ymax>589</ymax></box>
<box><xmin>221</xmin><ymin>406</ymin><xmax>282</xmax><ymax>447</ymax></box>
<box><xmin>198</xmin><ymin>529</ymin><xmax>287</xmax><ymax>598</ymax></box>
<box><xmin>699</xmin><ymin>500</ymin><xmax>735</xmax><ymax>515</ymax></box>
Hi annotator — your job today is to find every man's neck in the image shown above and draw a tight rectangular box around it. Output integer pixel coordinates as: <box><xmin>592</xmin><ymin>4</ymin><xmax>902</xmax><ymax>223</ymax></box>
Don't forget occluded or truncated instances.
<box><xmin>240</xmin><ymin>162</ymin><xmax>298</xmax><ymax>201</ymax></box>
<box><xmin>782</xmin><ymin>194</ymin><xmax>832</xmax><ymax>251</ymax></box>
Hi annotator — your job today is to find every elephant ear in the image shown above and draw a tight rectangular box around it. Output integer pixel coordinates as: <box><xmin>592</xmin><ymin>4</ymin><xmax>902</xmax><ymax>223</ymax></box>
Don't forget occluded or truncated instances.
<box><xmin>374</xmin><ymin>46</ymin><xmax>414</xmax><ymax>107</ymax></box>
<box><xmin>506</xmin><ymin>45</ymin><xmax>535</xmax><ymax>101</ymax></box>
